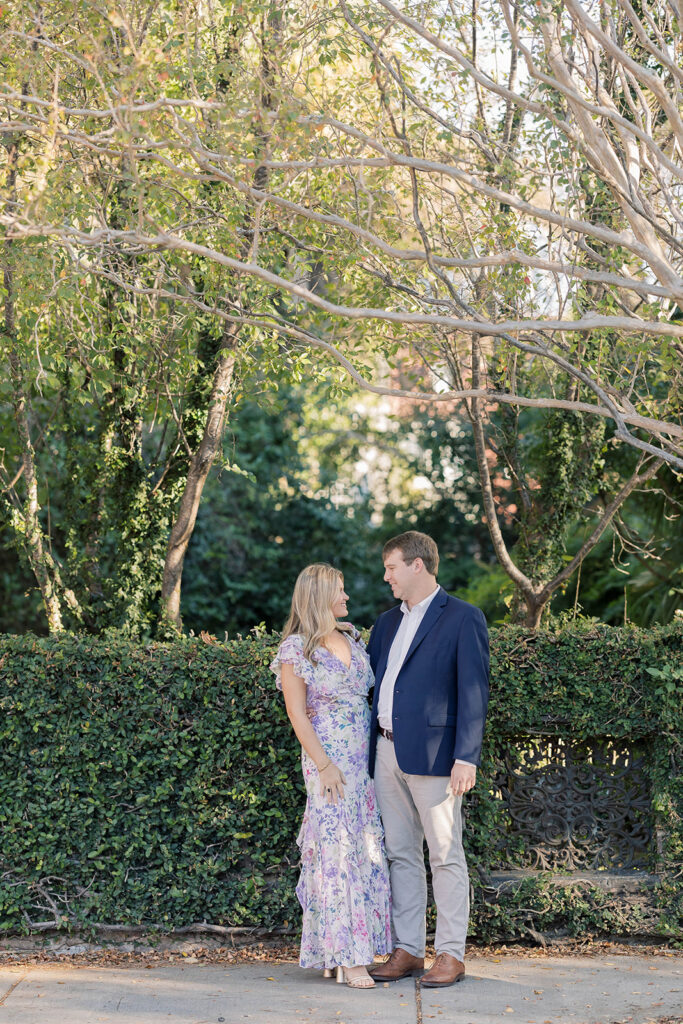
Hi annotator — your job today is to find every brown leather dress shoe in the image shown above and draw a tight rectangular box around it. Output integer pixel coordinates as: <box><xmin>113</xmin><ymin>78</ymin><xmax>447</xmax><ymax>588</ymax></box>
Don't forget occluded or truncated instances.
<box><xmin>420</xmin><ymin>952</ymin><xmax>465</xmax><ymax>988</ymax></box>
<box><xmin>369</xmin><ymin>948</ymin><xmax>424</xmax><ymax>981</ymax></box>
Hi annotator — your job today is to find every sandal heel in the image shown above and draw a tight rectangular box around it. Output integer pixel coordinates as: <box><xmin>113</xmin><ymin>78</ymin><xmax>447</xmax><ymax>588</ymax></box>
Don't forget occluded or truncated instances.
<box><xmin>323</xmin><ymin>968</ymin><xmax>334</xmax><ymax>979</ymax></box>
<box><xmin>335</xmin><ymin>965</ymin><xmax>344</xmax><ymax>984</ymax></box>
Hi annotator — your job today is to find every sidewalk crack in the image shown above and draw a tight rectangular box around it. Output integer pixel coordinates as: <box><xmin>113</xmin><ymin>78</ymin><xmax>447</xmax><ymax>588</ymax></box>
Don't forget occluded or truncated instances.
<box><xmin>0</xmin><ymin>972</ymin><xmax>29</xmax><ymax>1006</ymax></box>
<box><xmin>414</xmin><ymin>977</ymin><xmax>423</xmax><ymax>1024</ymax></box>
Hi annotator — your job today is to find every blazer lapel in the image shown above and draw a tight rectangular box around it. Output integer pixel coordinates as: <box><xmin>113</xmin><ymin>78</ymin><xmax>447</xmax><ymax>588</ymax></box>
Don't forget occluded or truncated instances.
<box><xmin>374</xmin><ymin>607</ymin><xmax>403</xmax><ymax>689</ymax></box>
<box><xmin>402</xmin><ymin>586</ymin><xmax>448</xmax><ymax>666</ymax></box>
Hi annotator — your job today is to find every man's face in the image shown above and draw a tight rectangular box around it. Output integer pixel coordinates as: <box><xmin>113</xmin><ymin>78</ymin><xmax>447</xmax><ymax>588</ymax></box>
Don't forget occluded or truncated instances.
<box><xmin>383</xmin><ymin>549</ymin><xmax>419</xmax><ymax>602</ymax></box>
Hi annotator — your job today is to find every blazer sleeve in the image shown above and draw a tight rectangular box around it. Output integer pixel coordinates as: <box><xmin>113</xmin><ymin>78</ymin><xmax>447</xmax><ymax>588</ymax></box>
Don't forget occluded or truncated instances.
<box><xmin>453</xmin><ymin>607</ymin><xmax>490</xmax><ymax>765</ymax></box>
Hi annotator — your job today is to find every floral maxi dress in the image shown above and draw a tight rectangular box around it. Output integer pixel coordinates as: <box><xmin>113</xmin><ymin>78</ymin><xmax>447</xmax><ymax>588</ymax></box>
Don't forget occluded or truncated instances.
<box><xmin>271</xmin><ymin>631</ymin><xmax>392</xmax><ymax>969</ymax></box>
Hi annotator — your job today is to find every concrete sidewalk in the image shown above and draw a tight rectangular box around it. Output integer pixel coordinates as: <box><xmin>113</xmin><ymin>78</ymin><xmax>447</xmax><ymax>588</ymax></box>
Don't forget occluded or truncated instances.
<box><xmin>0</xmin><ymin>954</ymin><xmax>681</xmax><ymax>1024</ymax></box>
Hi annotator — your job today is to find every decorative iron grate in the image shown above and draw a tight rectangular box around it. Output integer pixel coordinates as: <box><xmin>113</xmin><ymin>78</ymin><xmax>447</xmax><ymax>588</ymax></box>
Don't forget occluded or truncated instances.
<box><xmin>491</xmin><ymin>736</ymin><xmax>653</xmax><ymax>871</ymax></box>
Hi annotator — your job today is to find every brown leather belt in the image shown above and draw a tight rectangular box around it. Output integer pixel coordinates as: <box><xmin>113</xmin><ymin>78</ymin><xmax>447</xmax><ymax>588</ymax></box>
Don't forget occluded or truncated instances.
<box><xmin>378</xmin><ymin>726</ymin><xmax>394</xmax><ymax>741</ymax></box>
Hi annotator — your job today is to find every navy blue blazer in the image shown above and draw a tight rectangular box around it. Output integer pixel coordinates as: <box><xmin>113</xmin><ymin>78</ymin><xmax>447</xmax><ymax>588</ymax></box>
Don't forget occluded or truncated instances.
<box><xmin>367</xmin><ymin>587</ymin><xmax>489</xmax><ymax>776</ymax></box>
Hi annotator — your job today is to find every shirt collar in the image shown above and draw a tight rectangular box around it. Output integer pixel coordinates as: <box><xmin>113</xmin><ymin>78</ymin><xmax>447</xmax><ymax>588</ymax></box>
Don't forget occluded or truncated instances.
<box><xmin>400</xmin><ymin>584</ymin><xmax>440</xmax><ymax>617</ymax></box>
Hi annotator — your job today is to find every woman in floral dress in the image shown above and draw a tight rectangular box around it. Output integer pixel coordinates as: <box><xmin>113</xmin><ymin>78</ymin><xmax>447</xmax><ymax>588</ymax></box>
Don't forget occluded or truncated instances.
<box><xmin>271</xmin><ymin>563</ymin><xmax>392</xmax><ymax>988</ymax></box>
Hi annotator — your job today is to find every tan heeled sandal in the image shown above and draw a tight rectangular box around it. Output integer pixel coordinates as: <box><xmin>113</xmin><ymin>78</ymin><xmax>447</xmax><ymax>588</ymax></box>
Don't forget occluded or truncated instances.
<box><xmin>323</xmin><ymin>966</ymin><xmax>375</xmax><ymax>988</ymax></box>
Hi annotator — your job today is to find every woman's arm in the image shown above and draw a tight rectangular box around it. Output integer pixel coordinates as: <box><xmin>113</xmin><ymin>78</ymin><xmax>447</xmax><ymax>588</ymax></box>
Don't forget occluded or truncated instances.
<box><xmin>281</xmin><ymin>663</ymin><xmax>346</xmax><ymax>803</ymax></box>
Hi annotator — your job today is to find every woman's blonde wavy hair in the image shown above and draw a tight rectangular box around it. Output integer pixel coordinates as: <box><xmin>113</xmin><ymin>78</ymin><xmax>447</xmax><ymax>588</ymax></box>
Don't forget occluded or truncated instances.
<box><xmin>282</xmin><ymin>563</ymin><xmax>352</xmax><ymax>662</ymax></box>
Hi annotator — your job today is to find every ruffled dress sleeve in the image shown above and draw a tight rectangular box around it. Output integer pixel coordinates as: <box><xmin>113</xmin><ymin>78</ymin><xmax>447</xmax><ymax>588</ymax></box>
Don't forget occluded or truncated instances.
<box><xmin>270</xmin><ymin>634</ymin><xmax>317</xmax><ymax>691</ymax></box>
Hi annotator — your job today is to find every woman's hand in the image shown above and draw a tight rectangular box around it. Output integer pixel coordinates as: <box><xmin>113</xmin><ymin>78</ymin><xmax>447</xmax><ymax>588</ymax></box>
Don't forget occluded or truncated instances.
<box><xmin>319</xmin><ymin>762</ymin><xmax>346</xmax><ymax>804</ymax></box>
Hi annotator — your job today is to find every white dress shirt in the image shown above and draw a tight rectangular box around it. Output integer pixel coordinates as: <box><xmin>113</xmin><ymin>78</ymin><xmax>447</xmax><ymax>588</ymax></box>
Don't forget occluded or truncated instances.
<box><xmin>377</xmin><ymin>585</ymin><xmax>474</xmax><ymax>769</ymax></box>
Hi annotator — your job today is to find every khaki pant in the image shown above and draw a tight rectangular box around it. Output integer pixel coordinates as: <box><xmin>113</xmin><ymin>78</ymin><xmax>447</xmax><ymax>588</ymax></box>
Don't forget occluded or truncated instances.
<box><xmin>374</xmin><ymin>735</ymin><xmax>469</xmax><ymax>960</ymax></box>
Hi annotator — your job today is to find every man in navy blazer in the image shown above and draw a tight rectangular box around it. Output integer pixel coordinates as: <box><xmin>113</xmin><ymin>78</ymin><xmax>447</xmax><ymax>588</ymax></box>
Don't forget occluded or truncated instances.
<box><xmin>367</xmin><ymin>531</ymin><xmax>489</xmax><ymax>988</ymax></box>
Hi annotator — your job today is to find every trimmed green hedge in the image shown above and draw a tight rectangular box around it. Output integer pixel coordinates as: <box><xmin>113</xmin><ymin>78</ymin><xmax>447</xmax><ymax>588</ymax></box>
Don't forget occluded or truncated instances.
<box><xmin>1</xmin><ymin>622</ymin><xmax>681</xmax><ymax>942</ymax></box>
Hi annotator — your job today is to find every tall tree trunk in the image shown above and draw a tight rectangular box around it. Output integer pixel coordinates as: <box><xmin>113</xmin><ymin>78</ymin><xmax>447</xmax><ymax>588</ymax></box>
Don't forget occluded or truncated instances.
<box><xmin>159</xmin><ymin>1</ymin><xmax>283</xmax><ymax>630</ymax></box>
<box><xmin>3</xmin><ymin>272</ymin><xmax>65</xmax><ymax>630</ymax></box>
<box><xmin>160</xmin><ymin>347</ymin><xmax>236</xmax><ymax>628</ymax></box>
<box><xmin>2</xmin><ymin>136</ymin><xmax>77</xmax><ymax>631</ymax></box>
<box><xmin>469</xmin><ymin>333</ymin><xmax>540</xmax><ymax>622</ymax></box>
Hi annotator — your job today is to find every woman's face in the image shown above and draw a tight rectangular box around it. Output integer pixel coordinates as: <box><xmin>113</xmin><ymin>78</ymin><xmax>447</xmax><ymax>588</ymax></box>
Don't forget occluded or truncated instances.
<box><xmin>330</xmin><ymin>579</ymin><xmax>349</xmax><ymax>619</ymax></box>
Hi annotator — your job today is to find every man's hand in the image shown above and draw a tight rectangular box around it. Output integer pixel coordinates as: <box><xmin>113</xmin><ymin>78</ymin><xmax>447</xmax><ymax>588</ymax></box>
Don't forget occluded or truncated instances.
<box><xmin>450</xmin><ymin>762</ymin><xmax>476</xmax><ymax>797</ymax></box>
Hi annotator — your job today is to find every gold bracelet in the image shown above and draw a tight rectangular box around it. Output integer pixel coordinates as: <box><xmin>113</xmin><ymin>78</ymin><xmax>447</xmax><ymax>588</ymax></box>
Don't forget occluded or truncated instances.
<box><xmin>317</xmin><ymin>760</ymin><xmax>332</xmax><ymax>772</ymax></box>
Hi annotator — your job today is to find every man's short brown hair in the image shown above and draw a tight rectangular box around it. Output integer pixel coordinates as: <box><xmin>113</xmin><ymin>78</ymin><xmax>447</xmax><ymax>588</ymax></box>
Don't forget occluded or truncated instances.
<box><xmin>382</xmin><ymin>531</ymin><xmax>439</xmax><ymax>576</ymax></box>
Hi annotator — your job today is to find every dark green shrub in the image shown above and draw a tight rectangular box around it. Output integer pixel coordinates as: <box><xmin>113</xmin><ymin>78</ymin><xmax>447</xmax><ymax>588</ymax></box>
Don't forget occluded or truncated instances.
<box><xmin>1</xmin><ymin>622</ymin><xmax>681</xmax><ymax>939</ymax></box>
